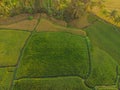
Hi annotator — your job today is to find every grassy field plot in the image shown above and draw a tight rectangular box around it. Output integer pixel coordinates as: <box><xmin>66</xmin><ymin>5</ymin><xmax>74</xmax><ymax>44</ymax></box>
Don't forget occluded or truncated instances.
<box><xmin>16</xmin><ymin>32</ymin><xmax>89</xmax><ymax>79</ymax></box>
<box><xmin>13</xmin><ymin>77</ymin><xmax>91</xmax><ymax>90</ymax></box>
<box><xmin>84</xmin><ymin>21</ymin><xmax>120</xmax><ymax>64</ymax></box>
<box><xmin>84</xmin><ymin>20</ymin><xmax>120</xmax><ymax>87</ymax></box>
<box><xmin>0</xmin><ymin>30</ymin><xmax>30</xmax><ymax>66</ymax></box>
<box><xmin>85</xmin><ymin>47</ymin><xmax>117</xmax><ymax>87</ymax></box>
<box><xmin>0</xmin><ymin>67</ymin><xmax>14</xmax><ymax>90</ymax></box>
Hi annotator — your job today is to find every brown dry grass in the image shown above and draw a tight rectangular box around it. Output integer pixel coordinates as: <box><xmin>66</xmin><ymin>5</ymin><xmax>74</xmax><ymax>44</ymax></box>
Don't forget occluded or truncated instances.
<box><xmin>68</xmin><ymin>15</ymin><xmax>90</xmax><ymax>28</ymax></box>
<box><xmin>36</xmin><ymin>18</ymin><xmax>86</xmax><ymax>36</ymax></box>
<box><xmin>0</xmin><ymin>14</ymin><xmax>29</xmax><ymax>25</ymax></box>
<box><xmin>0</xmin><ymin>13</ymin><xmax>40</xmax><ymax>31</ymax></box>
<box><xmin>0</xmin><ymin>19</ymin><xmax>38</xmax><ymax>31</ymax></box>
<box><xmin>40</xmin><ymin>13</ymin><xmax>67</xmax><ymax>27</ymax></box>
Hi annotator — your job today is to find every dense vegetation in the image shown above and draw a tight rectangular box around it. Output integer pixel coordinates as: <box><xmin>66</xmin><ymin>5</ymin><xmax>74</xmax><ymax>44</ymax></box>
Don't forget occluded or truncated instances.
<box><xmin>16</xmin><ymin>32</ymin><xmax>89</xmax><ymax>79</ymax></box>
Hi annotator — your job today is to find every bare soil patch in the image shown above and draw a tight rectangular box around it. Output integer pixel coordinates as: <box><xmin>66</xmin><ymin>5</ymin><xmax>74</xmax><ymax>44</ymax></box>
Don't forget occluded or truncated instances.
<box><xmin>36</xmin><ymin>18</ymin><xmax>86</xmax><ymax>36</ymax></box>
<box><xmin>0</xmin><ymin>13</ymin><xmax>40</xmax><ymax>31</ymax></box>
<box><xmin>40</xmin><ymin>13</ymin><xmax>67</xmax><ymax>27</ymax></box>
<box><xmin>0</xmin><ymin>14</ymin><xmax>29</xmax><ymax>25</ymax></box>
<box><xmin>68</xmin><ymin>15</ymin><xmax>90</xmax><ymax>28</ymax></box>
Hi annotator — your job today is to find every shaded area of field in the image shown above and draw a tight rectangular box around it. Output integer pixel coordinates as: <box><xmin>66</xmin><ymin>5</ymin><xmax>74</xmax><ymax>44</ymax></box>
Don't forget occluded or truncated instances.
<box><xmin>15</xmin><ymin>32</ymin><xmax>89</xmax><ymax>79</ymax></box>
<box><xmin>13</xmin><ymin>77</ymin><xmax>91</xmax><ymax>90</ymax></box>
<box><xmin>0</xmin><ymin>67</ymin><xmax>14</xmax><ymax>90</ymax></box>
<box><xmin>0</xmin><ymin>30</ymin><xmax>30</xmax><ymax>66</ymax></box>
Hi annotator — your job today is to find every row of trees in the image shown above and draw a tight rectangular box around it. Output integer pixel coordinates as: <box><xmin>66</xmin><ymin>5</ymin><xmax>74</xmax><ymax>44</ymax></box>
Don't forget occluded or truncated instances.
<box><xmin>0</xmin><ymin>0</ymin><xmax>105</xmax><ymax>21</ymax></box>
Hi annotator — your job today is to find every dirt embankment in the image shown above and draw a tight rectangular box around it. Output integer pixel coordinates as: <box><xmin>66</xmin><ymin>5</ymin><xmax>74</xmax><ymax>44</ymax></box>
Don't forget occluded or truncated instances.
<box><xmin>36</xmin><ymin>18</ymin><xmax>86</xmax><ymax>36</ymax></box>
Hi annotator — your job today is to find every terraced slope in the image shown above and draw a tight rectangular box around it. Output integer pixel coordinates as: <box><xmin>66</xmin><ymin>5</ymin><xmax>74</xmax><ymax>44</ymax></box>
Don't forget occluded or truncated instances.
<box><xmin>0</xmin><ymin>15</ymin><xmax>120</xmax><ymax>90</ymax></box>
<box><xmin>13</xmin><ymin>32</ymin><xmax>90</xmax><ymax>89</ymax></box>
<box><xmin>0</xmin><ymin>17</ymin><xmax>89</xmax><ymax>90</ymax></box>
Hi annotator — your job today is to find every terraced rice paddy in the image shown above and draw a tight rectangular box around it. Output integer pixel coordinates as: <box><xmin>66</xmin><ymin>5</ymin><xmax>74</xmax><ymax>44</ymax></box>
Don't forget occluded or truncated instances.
<box><xmin>0</xmin><ymin>15</ymin><xmax>120</xmax><ymax>90</ymax></box>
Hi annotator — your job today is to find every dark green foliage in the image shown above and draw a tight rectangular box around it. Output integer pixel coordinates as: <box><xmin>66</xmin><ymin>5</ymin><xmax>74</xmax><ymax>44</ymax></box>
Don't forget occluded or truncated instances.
<box><xmin>16</xmin><ymin>32</ymin><xmax>89</xmax><ymax>79</ymax></box>
<box><xmin>28</xmin><ymin>16</ymin><xmax>34</xmax><ymax>20</ymax></box>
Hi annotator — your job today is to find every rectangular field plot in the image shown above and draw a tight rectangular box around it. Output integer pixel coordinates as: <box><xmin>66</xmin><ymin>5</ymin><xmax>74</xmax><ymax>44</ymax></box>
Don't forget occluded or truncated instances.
<box><xmin>16</xmin><ymin>32</ymin><xmax>89</xmax><ymax>79</ymax></box>
<box><xmin>13</xmin><ymin>77</ymin><xmax>91</xmax><ymax>90</ymax></box>
<box><xmin>0</xmin><ymin>30</ymin><xmax>30</xmax><ymax>66</ymax></box>
<box><xmin>0</xmin><ymin>67</ymin><xmax>14</xmax><ymax>90</ymax></box>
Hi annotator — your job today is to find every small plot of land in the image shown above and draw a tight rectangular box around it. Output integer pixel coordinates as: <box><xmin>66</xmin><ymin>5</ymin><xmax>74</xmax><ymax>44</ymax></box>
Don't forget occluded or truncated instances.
<box><xmin>0</xmin><ymin>67</ymin><xmax>14</xmax><ymax>90</ymax></box>
<box><xmin>0</xmin><ymin>14</ymin><xmax>40</xmax><ymax>31</ymax></box>
<box><xmin>13</xmin><ymin>77</ymin><xmax>91</xmax><ymax>90</ymax></box>
<box><xmin>0</xmin><ymin>19</ymin><xmax>38</xmax><ymax>31</ymax></box>
<box><xmin>16</xmin><ymin>32</ymin><xmax>89</xmax><ymax>79</ymax></box>
<box><xmin>0</xmin><ymin>30</ymin><xmax>30</xmax><ymax>66</ymax></box>
<box><xmin>36</xmin><ymin>18</ymin><xmax>86</xmax><ymax>36</ymax></box>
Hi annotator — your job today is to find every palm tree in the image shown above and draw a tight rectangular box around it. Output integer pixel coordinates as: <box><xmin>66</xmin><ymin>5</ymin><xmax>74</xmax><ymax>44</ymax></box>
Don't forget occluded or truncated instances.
<box><xmin>114</xmin><ymin>15</ymin><xmax>120</xmax><ymax>25</ymax></box>
<box><xmin>109</xmin><ymin>10</ymin><xmax>118</xmax><ymax>20</ymax></box>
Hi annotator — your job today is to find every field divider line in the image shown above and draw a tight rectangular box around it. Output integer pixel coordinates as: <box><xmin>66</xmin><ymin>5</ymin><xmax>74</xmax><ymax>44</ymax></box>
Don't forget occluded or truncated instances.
<box><xmin>9</xmin><ymin>15</ymin><xmax>41</xmax><ymax>90</ymax></box>
<box><xmin>0</xmin><ymin>65</ymin><xmax>16</xmax><ymax>68</ymax></box>
<box><xmin>15</xmin><ymin>76</ymin><xmax>84</xmax><ymax>80</ymax></box>
<box><xmin>0</xmin><ymin>28</ymin><xmax>32</xmax><ymax>32</ymax></box>
<box><xmin>84</xmin><ymin>36</ymin><xmax>92</xmax><ymax>79</ymax></box>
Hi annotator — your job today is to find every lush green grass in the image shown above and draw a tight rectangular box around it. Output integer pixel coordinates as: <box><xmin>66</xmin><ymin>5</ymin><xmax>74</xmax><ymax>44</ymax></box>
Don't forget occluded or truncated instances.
<box><xmin>85</xmin><ymin>47</ymin><xmax>117</xmax><ymax>87</ymax></box>
<box><xmin>84</xmin><ymin>21</ymin><xmax>120</xmax><ymax>64</ymax></box>
<box><xmin>13</xmin><ymin>77</ymin><xmax>91</xmax><ymax>90</ymax></box>
<box><xmin>0</xmin><ymin>30</ymin><xmax>30</xmax><ymax>66</ymax></box>
<box><xmin>0</xmin><ymin>67</ymin><xmax>14</xmax><ymax>90</ymax></box>
<box><xmin>84</xmin><ymin>21</ymin><xmax>120</xmax><ymax>87</ymax></box>
<box><xmin>16</xmin><ymin>32</ymin><xmax>89</xmax><ymax>79</ymax></box>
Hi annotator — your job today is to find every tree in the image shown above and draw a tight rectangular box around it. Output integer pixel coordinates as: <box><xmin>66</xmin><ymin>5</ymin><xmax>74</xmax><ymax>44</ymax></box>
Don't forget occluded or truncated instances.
<box><xmin>114</xmin><ymin>16</ymin><xmax>120</xmax><ymax>25</ymax></box>
<box><xmin>109</xmin><ymin>10</ymin><xmax>118</xmax><ymax>20</ymax></box>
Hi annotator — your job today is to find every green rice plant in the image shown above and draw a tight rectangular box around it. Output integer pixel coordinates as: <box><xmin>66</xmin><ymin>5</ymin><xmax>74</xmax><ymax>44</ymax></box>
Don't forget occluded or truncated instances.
<box><xmin>16</xmin><ymin>32</ymin><xmax>90</xmax><ymax>79</ymax></box>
